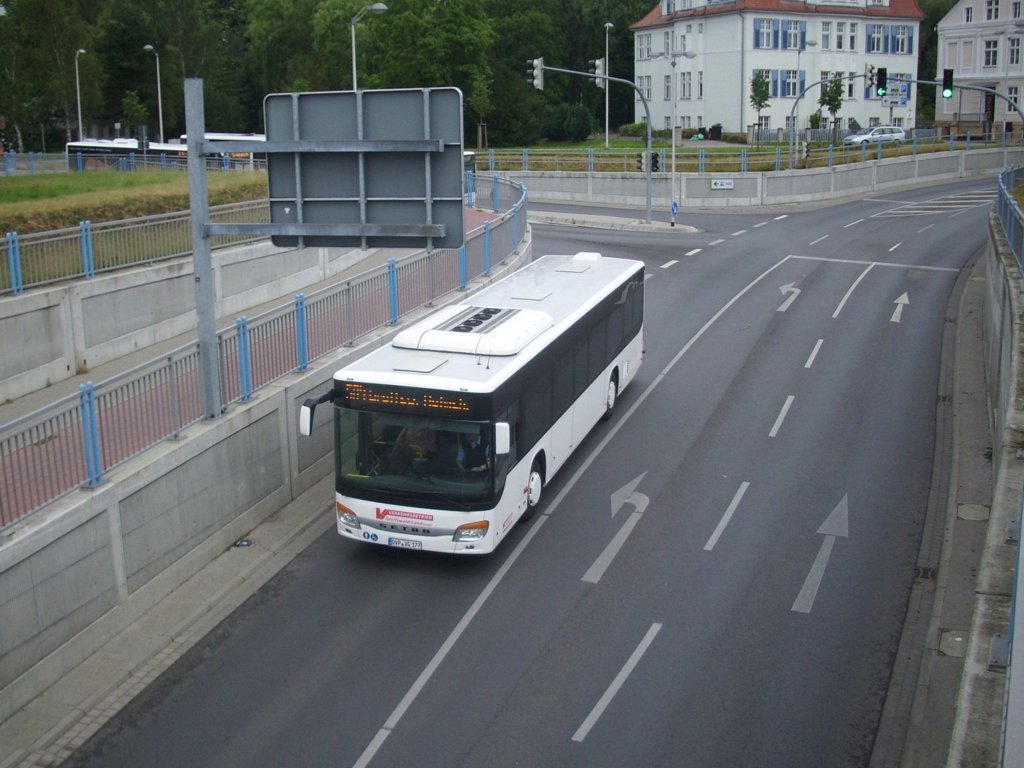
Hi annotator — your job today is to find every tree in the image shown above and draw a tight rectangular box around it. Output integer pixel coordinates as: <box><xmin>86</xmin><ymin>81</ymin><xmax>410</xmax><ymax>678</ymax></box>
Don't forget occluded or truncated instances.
<box><xmin>818</xmin><ymin>74</ymin><xmax>845</xmax><ymax>141</ymax></box>
<box><xmin>120</xmin><ymin>90</ymin><xmax>148</xmax><ymax>137</ymax></box>
<box><xmin>749</xmin><ymin>70</ymin><xmax>769</xmax><ymax>146</ymax></box>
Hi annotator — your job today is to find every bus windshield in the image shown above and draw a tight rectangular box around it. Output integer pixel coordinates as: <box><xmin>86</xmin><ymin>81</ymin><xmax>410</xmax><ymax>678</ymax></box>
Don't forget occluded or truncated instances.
<box><xmin>335</xmin><ymin>408</ymin><xmax>499</xmax><ymax>508</ymax></box>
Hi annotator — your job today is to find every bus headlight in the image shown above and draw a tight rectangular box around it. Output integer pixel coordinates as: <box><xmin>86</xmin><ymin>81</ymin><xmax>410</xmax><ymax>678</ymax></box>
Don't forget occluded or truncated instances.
<box><xmin>337</xmin><ymin>502</ymin><xmax>360</xmax><ymax>529</ymax></box>
<box><xmin>454</xmin><ymin>520</ymin><xmax>489</xmax><ymax>542</ymax></box>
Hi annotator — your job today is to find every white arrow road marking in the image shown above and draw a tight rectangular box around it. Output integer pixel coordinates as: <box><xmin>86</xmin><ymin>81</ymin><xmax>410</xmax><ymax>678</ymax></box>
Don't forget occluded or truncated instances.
<box><xmin>777</xmin><ymin>282</ymin><xmax>801</xmax><ymax>312</ymax></box>
<box><xmin>704</xmin><ymin>481</ymin><xmax>751</xmax><ymax>551</ymax></box>
<box><xmin>572</xmin><ymin>622</ymin><xmax>663</xmax><ymax>742</ymax></box>
<box><xmin>611</xmin><ymin>473</ymin><xmax>648</xmax><ymax>519</ymax></box>
<box><xmin>891</xmin><ymin>292</ymin><xmax>909</xmax><ymax>323</ymax></box>
<box><xmin>792</xmin><ymin>496</ymin><xmax>849</xmax><ymax>613</ymax></box>
<box><xmin>585</xmin><ymin>484</ymin><xmax>650</xmax><ymax>583</ymax></box>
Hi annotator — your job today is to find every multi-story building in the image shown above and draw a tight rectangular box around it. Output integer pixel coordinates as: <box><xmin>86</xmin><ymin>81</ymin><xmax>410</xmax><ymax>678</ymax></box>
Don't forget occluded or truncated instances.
<box><xmin>936</xmin><ymin>0</ymin><xmax>1024</xmax><ymax>137</ymax></box>
<box><xmin>630</xmin><ymin>0</ymin><xmax>925</xmax><ymax>136</ymax></box>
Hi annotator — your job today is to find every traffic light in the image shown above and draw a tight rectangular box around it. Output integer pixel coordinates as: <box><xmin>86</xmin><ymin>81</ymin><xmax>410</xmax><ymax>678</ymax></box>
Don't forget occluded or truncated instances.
<box><xmin>651</xmin><ymin>151</ymin><xmax>660</xmax><ymax>172</ymax></box>
<box><xmin>589</xmin><ymin>57</ymin><xmax>606</xmax><ymax>89</ymax></box>
<box><xmin>942</xmin><ymin>68</ymin><xmax>954</xmax><ymax>99</ymax></box>
<box><xmin>867</xmin><ymin>64</ymin><xmax>876</xmax><ymax>88</ymax></box>
<box><xmin>526</xmin><ymin>57</ymin><xmax>544</xmax><ymax>90</ymax></box>
<box><xmin>875</xmin><ymin>67</ymin><xmax>887</xmax><ymax>97</ymax></box>
<box><xmin>636</xmin><ymin>152</ymin><xmax>646</xmax><ymax>172</ymax></box>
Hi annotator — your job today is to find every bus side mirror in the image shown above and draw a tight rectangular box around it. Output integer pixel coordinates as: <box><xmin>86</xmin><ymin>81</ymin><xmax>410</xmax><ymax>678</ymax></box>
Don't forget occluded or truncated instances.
<box><xmin>299</xmin><ymin>390</ymin><xmax>336</xmax><ymax>437</ymax></box>
<box><xmin>494</xmin><ymin>422</ymin><xmax>511</xmax><ymax>455</ymax></box>
<box><xmin>299</xmin><ymin>403</ymin><xmax>315</xmax><ymax>436</ymax></box>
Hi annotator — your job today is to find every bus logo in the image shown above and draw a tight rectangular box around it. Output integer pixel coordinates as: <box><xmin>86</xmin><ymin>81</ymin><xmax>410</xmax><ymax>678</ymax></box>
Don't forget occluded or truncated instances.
<box><xmin>376</xmin><ymin>507</ymin><xmax>434</xmax><ymax>523</ymax></box>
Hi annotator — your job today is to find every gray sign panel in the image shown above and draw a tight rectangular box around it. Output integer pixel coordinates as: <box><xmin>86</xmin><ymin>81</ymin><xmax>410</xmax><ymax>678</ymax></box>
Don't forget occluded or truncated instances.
<box><xmin>264</xmin><ymin>88</ymin><xmax>464</xmax><ymax>249</ymax></box>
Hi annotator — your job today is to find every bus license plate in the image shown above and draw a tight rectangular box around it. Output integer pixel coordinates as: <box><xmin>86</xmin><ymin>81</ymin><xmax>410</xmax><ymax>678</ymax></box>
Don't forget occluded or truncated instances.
<box><xmin>388</xmin><ymin>537</ymin><xmax>422</xmax><ymax>550</ymax></box>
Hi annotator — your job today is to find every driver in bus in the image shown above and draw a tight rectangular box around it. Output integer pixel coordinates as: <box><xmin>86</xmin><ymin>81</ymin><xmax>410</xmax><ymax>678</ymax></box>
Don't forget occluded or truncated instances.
<box><xmin>457</xmin><ymin>431</ymin><xmax>491</xmax><ymax>473</ymax></box>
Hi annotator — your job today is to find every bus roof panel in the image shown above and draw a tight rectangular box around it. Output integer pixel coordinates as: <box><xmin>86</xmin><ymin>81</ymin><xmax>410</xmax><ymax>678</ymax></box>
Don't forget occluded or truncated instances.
<box><xmin>336</xmin><ymin>252</ymin><xmax>643</xmax><ymax>393</ymax></box>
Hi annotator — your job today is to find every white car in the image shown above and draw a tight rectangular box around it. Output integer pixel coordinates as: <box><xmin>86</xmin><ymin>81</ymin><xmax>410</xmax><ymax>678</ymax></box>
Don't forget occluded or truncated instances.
<box><xmin>842</xmin><ymin>126</ymin><xmax>906</xmax><ymax>145</ymax></box>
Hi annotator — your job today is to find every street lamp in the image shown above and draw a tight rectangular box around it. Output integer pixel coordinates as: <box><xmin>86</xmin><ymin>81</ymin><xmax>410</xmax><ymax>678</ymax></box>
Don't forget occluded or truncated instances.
<box><xmin>143</xmin><ymin>44</ymin><xmax>164</xmax><ymax>143</ymax></box>
<box><xmin>351</xmin><ymin>2</ymin><xmax>388</xmax><ymax>91</ymax></box>
<box><xmin>794</xmin><ymin>39</ymin><xmax>818</xmax><ymax>131</ymax></box>
<box><xmin>75</xmin><ymin>49</ymin><xmax>86</xmax><ymax>141</ymax></box>
<box><xmin>604</xmin><ymin>22</ymin><xmax>614</xmax><ymax>148</ymax></box>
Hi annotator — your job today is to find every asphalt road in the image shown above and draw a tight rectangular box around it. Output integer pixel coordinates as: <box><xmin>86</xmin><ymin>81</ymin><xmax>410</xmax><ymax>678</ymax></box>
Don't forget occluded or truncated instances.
<box><xmin>67</xmin><ymin>179</ymin><xmax>995</xmax><ymax>768</ymax></box>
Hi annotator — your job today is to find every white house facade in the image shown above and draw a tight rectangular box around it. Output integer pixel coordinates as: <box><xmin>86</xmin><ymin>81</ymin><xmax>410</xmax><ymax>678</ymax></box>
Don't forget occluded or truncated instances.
<box><xmin>936</xmin><ymin>0</ymin><xmax>1024</xmax><ymax>135</ymax></box>
<box><xmin>631</xmin><ymin>0</ymin><xmax>925</xmax><ymax>136</ymax></box>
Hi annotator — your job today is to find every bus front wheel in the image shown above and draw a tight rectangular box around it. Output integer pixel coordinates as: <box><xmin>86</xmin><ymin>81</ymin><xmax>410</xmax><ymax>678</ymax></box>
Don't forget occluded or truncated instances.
<box><xmin>601</xmin><ymin>374</ymin><xmax>618</xmax><ymax>422</ymax></box>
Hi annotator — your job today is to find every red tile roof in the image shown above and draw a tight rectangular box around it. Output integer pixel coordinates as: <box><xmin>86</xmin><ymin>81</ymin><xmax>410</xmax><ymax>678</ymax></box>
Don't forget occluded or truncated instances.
<box><xmin>631</xmin><ymin>0</ymin><xmax>925</xmax><ymax>29</ymax></box>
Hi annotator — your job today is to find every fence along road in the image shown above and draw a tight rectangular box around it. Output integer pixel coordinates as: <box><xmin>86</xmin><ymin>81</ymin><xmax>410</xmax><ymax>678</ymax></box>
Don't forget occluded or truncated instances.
<box><xmin>0</xmin><ymin>176</ymin><xmax>527</xmax><ymax>529</ymax></box>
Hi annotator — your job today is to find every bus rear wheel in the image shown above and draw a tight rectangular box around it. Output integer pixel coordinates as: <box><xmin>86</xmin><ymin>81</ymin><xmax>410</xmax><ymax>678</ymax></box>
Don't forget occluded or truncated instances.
<box><xmin>523</xmin><ymin>460</ymin><xmax>544</xmax><ymax>521</ymax></box>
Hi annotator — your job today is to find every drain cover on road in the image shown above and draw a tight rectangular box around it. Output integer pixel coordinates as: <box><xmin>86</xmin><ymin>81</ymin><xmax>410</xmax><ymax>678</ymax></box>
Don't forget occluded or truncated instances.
<box><xmin>939</xmin><ymin>630</ymin><xmax>968</xmax><ymax>657</ymax></box>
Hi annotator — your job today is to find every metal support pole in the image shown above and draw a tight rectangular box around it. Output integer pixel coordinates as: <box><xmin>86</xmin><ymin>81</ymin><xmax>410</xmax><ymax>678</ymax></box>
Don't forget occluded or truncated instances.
<box><xmin>185</xmin><ymin>78</ymin><xmax>222</xmax><ymax>418</ymax></box>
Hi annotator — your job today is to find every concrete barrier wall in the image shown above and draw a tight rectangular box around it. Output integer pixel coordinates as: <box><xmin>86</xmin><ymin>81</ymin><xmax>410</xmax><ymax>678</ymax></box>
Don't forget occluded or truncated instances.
<box><xmin>0</xmin><ymin>242</ymin><xmax>376</xmax><ymax>402</ymax></box>
<box><xmin>506</xmin><ymin>147</ymin><xmax>1024</xmax><ymax>211</ymax></box>
<box><xmin>0</xmin><ymin>239</ymin><xmax>530</xmax><ymax>724</ymax></box>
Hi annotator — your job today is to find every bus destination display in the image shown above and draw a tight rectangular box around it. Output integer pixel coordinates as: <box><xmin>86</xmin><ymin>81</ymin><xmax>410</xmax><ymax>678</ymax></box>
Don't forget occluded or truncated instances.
<box><xmin>342</xmin><ymin>382</ymin><xmax>480</xmax><ymax>416</ymax></box>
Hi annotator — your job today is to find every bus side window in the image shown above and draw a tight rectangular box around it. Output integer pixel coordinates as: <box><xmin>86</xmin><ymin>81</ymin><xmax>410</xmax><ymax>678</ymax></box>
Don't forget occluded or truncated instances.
<box><xmin>573</xmin><ymin>341</ymin><xmax>588</xmax><ymax>398</ymax></box>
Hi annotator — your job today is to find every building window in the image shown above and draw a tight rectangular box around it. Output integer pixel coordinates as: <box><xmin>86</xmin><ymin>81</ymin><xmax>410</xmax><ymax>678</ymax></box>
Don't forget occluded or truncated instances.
<box><xmin>822</xmin><ymin>22</ymin><xmax>831</xmax><ymax>49</ymax></box>
<box><xmin>679</xmin><ymin>34</ymin><xmax>687</xmax><ymax>51</ymax></box>
<box><xmin>638</xmin><ymin>34</ymin><xmax>652</xmax><ymax>59</ymax></box>
<box><xmin>785</xmin><ymin>69</ymin><xmax>799</xmax><ymax>97</ymax></box>
<box><xmin>1015</xmin><ymin>1</ymin><xmax>1022</xmax><ymax>19</ymax></box>
<box><xmin>664</xmin><ymin>31</ymin><xmax>671</xmax><ymax>53</ymax></box>
<box><xmin>986</xmin><ymin>0</ymin><xmax>999</xmax><ymax>20</ymax></box>
<box><xmin>1010</xmin><ymin>86</ymin><xmax>1020</xmax><ymax>106</ymax></box>
<box><xmin>785</xmin><ymin>20</ymin><xmax>801</xmax><ymax>49</ymax></box>
<box><xmin>836</xmin><ymin>22</ymin><xmax>845</xmax><ymax>50</ymax></box>
<box><xmin>894</xmin><ymin>26</ymin><xmax>909</xmax><ymax>54</ymax></box>
<box><xmin>698</xmin><ymin>23</ymin><xmax>703</xmax><ymax>32</ymax></box>
<box><xmin>849</xmin><ymin>23</ymin><xmax>857</xmax><ymax>50</ymax></box>
<box><xmin>1012</xmin><ymin>37</ymin><xmax>1021</xmax><ymax>66</ymax></box>
<box><xmin>665</xmin><ymin>116</ymin><xmax>671</xmax><ymax>130</ymax></box>
<box><xmin>665</xmin><ymin>75</ymin><xmax>672</xmax><ymax>100</ymax></box>
<box><xmin>698</xmin><ymin>70</ymin><xmax>703</xmax><ymax>99</ymax></box>
<box><xmin>681</xmin><ymin>71</ymin><xmax>692</xmax><ymax>99</ymax></box>
<box><xmin>985</xmin><ymin>39</ymin><xmax>999</xmax><ymax>66</ymax></box>
<box><xmin>965</xmin><ymin>7</ymin><xmax>973</xmax><ymax>22</ymax></box>
<box><xmin>847</xmin><ymin>71</ymin><xmax>856</xmax><ymax>98</ymax></box>
<box><xmin>758</xmin><ymin>19</ymin><xmax>773</xmax><ymax>48</ymax></box>
<box><xmin>869</xmin><ymin>25</ymin><xmax>883</xmax><ymax>53</ymax></box>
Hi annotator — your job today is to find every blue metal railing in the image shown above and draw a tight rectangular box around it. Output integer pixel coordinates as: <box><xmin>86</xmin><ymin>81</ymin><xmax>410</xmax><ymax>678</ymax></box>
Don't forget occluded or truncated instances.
<box><xmin>0</xmin><ymin>175</ymin><xmax>527</xmax><ymax>529</ymax></box>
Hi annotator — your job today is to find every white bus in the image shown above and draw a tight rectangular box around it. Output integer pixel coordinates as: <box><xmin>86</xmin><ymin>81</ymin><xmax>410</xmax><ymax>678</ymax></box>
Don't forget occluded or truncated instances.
<box><xmin>299</xmin><ymin>251</ymin><xmax>645</xmax><ymax>554</ymax></box>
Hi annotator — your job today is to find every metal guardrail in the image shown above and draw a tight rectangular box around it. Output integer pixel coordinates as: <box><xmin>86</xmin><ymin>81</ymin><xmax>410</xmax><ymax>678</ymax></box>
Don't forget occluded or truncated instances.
<box><xmin>3</xmin><ymin>200</ymin><xmax>270</xmax><ymax>295</ymax></box>
<box><xmin>0</xmin><ymin>175</ymin><xmax>527</xmax><ymax>529</ymax></box>
<box><xmin>997</xmin><ymin>165</ymin><xmax>1024</xmax><ymax>268</ymax></box>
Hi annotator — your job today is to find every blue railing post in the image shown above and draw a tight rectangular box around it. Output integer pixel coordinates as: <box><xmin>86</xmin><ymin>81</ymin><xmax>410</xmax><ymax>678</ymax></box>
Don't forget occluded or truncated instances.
<box><xmin>488</xmin><ymin>147</ymin><xmax>495</xmax><ymax>171</ymax></box>
<box><xmin>295</xmin><ymin>293</ymin><xmax>309</xmax><ymax>371</ymax></box>
<box><xmin>79</xmin><ymin>382</ymin><xmax>104</xmax><ymax>487</ymax></box>
<box><xmin>827</xmin><ymin>145</ymin><xmax>834</xmax><ymax>168</ymax></box>
<box><xmin>28</xmin><ymin>153</ymin><xmax>35</xmax><ymax>175</ymax></box>
<box><xmin>458</xmin><ymin>245</ymin><xmax>468</xmax><ymax>290</ymax></box>
<box><xmin>484</xmin><ymin>221</ymin><xmax>492</xmax><ymax>276</ymax></box>
<box><xmin>698</xmin><ymin>149</ymin><xmax>705</xmax><ymax>174</ymax></box>
<box><xmin>740</xmin><ymin>148</ymin><xmax>748</xmax><ymax>173</ymax></box>
<box><xmin>522</xmin><ymin>148</ymin><xmax>528</xmax><ymax>171</ymax></box>
<box><xmin>387</xmin><ymin>257</ymin><xmax>400</xmax><ymax>324</ymax></box>
<box><xmin>861</xmin><ymin>143</ymin><xmax>868</xmax><ymax>162</ymax></box>
<box><xmin>75</xmin><ymin>151</ymin><xmax>84</xmax><ymax>172</ymax></box>
<box><xmin>877</xmin><ymin>140</ymin><xmax>884</xmax><ymax>161</ymax></box>
<box><xmin>5</xmin><ymin>231</ymin><xmax>23</xmax><ymax>294</ymax></box>
<box><xmin>80</xmin><ymin>220</ymin><xmax>95</xmax><ymax>278</ymax></box>
<box><xmin>588</xmin><ymin>148</ymin><xmax>595</xmax><ymax>173</ymax></box>
<box><xmin>775</xmin><ymin>147</ymin><xmax>782</xmax><ymax>171</ymax></box>
<box><xmin>966</xmin><ymin>130</ymin><xmax>973</xmax><ymax>150</ymax></box>
<box><xmin>492</xmin><ymin>175</ymin><xmax>500</xmax><ymax>213</ymax></box>
<box><xmin>466</xmin><ymin>170</ymin><xmax>476</xmax><ymax>207</ymax></box>
<box><xmin>236</xmin><ymin>317</ymin><xmax>253</xmax><ymax>401</ymax></box>
<box><xmin>949</xmin><ymin>132</ymin><xmax>956</xmax><ymax>151</ymax></box>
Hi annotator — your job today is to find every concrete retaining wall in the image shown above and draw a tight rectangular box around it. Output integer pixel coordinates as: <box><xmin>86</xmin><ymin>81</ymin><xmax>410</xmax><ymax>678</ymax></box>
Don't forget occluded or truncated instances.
<box><xmin>0</xmin><ymin>238</ymin><xmax>530</xmax><ymax>724</ymax></box>
<box><xmin>505</xmin><ymin>146</ymin><xmax>1024</xmax><ymax>211</ymax></box>
<box><xmin>0</xmin><ymin>242</ymin><xmax>376</xmax><ymax>403</ymax></box>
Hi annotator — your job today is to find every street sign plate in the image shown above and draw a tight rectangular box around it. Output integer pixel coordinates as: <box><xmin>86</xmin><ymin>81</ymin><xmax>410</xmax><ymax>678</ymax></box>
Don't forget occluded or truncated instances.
<box><xmin>264</xmin><ymin>88</ymin><xmax>464</xmax><ymax>249</ymax></box>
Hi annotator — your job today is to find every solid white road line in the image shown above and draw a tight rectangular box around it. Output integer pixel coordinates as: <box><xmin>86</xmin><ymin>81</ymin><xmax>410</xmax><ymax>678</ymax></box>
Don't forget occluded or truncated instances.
<box><xmin>685</xmin><ymin>248</ymin><xmax>702</xmax><ymax>256</ymax></box>
<box><xmin>708</xmin><ymin>238</ymin><xmax>726</xmax><ymax>246</ymax></box>
<box><xmin>809</xmin><ymin>235</ymin><xmax>829</xmax><ymax>245</ymax></box>
<box><xmin>661</xmin><ymin>260</ymin><xmax>678</xmax><ymax>269</ymax></box>
<box><xmin>572</xmin><ymin>623</ymin><xmax>663</xmax><ymax>742</ymax></box>
<box><xmin>832</xmin><ymin>264</ymin><xmax>874</xmax><ymax>318</ymax></box>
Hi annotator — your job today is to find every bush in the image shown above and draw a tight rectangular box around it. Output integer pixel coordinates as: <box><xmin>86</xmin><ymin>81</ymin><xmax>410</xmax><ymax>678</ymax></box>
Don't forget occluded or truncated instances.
<box><xmin>619</xmin><ymin>122</ymin><xmax>647</xmax><ymax>138</ymax></box>
<box><xmin>542</xmin><ymin>103</ymin><xmax>595</xmax><ymax>142</ymax></box>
